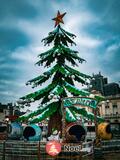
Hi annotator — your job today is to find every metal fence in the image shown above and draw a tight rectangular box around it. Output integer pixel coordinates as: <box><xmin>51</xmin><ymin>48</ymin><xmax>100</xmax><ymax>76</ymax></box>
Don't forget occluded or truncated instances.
<box><xmin>1</xmin><ymin>140</ymin><xmax>120</xmax><ymax>160</ymax></box>
<box><xmin>102</xmin><ymin>139</ymin><xmax>120</xmax><ymax>153</ymax></box>
<box><xmin>0</xmin><ymin>141</ymin><xmax>39</xmax><ymax>160</ymax></box>
<box><xmin>0</xmin><ymin>141</ymin><xmax>92</xmax><ymax>160</ymax></box>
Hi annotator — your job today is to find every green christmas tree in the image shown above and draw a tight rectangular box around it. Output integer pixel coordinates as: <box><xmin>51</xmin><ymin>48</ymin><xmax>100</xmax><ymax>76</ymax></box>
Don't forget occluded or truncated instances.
<box><xmin>18</xmin><ymin>11</ymin><xmax>104</xmax><ymax>135</ymax></box>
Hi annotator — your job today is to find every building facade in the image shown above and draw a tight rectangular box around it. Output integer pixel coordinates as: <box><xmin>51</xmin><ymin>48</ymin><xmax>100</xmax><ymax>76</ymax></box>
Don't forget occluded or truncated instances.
<box><xmin>90</xmin><ymin>72</ymin><xmax>120</xmax><ymax>96</ymax></box>
<box><xmin>0</xmin><ymin>103</ymin><xmax>19</xmax><ymax>122</ymax></box>
<box><xmin>99</xmin><ymin>95</ymin><xmax>120</xmax><ymax>121</ymax></box>
<box><xmin>90</xmin><ymin>72</ymin><xmax>120</xmax><ymax>138</ymax></box>
<box><xmin>98</xmin><ymin>95</ymin><xmax>120</xmax><ymax>138</ymax></box>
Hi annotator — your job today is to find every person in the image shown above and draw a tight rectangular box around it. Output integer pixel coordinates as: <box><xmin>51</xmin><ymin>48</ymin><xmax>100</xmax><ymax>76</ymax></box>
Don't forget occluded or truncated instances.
<box><xmin>48</xmin><ymin>130</ymin><xmax>61</xmax><ymax>141</ymax></box>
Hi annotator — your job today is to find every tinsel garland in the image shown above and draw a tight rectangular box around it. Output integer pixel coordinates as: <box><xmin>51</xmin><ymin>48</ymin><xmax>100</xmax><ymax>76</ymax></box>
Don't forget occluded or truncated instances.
<box><xmin>71</xmin><ymin>106</ymin><xmax>104</xmax><ymax>123</ymax></box>
<box><xmin>64</xmin><ymin>82</ymin><xmax>90</xmax><ymax>96</ymax></box>
<box><xmin>18</xmin><ymin>101</ymin><xmax>59</xmax><ymax>122</ymax></box>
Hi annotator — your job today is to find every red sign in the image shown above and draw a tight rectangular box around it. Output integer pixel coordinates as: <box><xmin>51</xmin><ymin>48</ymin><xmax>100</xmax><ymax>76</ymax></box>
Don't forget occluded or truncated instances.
<box><xmin>46</xmin><ymin>140</ymin><xmax>61</xmax><ymax>156</ymax></box>
<box><xmin>6</xmin><ymin>115</ymin><xmax>18</xmax><ymax>121</ymax></box>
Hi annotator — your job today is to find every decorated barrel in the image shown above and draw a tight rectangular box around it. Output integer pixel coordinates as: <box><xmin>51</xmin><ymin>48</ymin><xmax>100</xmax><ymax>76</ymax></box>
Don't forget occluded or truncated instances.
<box><xmin>23</xmin><ymin>124</ymin><xmax>42</xmax><ymax>141</ymax></box>
<box><xmin>0</xmin><ymin>125</ymin><xmax>7</xmax><ymax>140</ymax></box>
<box><xmin>97</xmin><ymin>122</ymin><xmax>112</xmax><ymax>140</ymax></box>
<box><xmin>65</xmin><ymin>122</ymin><xmax>87</xmax><ymax>143</ymax></box>
<box><xmin>8</xmin><ymin>122</ymin><xmax>23</xmax><ymax>140</ymax></box>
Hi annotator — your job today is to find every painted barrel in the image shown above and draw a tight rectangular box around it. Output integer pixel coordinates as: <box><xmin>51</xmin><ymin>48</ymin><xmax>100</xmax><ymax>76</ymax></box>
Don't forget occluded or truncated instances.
<box><xmin>8</xmin><ymin>122</ymin><xmax>23</xmax><ymax>140</ymax></box>
<box><xmin>23</xmin><ymin>124</ymin><xmax>42</xmax><ymax>141</ymax></box>
<box><xmin>0</xmin><ymin>125</ymin><xmax>7</xmax><ymax>140</ymax></box>
<box><xmin>0</xmin><ymin>125</ymin><xmax>7</xmax><ymax>132</ymax></box>
<box><xmin>97</xmin><ymin>122</ymin><xmax>112</xmax><ymax>140</ymax></box>
<box><xmin>65</xmin><ymin>122</ymin><xmax>86</xmax><ymax>143</ymax></box>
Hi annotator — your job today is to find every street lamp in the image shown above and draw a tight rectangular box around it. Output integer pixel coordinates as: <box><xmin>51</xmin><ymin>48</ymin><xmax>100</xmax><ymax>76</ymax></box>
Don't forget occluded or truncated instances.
<box><xmin>106</xmin><ymin>100</ymin><xmax>110</xmax><ymax>103</ymax></box>
<box><xmin>105</xmin><ymin>100</ymin><xmax>110</xmax><ymax>116</ymax></box>
<box><xmin>5</xmin><ymin>118</ymin><xmax>9</xmax><ymax>140</ymax></box>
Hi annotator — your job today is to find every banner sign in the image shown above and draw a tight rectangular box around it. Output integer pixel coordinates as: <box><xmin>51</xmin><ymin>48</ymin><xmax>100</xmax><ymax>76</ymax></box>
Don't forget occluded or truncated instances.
<box><xmin>46</xmin><ymin>140</ymin><xmax>61</xmax><ymax>156</ymax></box>
<box><xmin>63</xmin><ymin>144</ymin><xmax>82</xmax><ymax>152</ymax></box>
<box><xmin>63</xmin><ymin>97</ymin><xmax>97</xmax><ymax>109</ymax></box>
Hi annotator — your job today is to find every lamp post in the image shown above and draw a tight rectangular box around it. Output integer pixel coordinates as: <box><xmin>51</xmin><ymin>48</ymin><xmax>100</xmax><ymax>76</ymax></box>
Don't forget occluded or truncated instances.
<box><xmin>5</xmin><ymin>117</ymin><xmax>9</xmax><ymax>140</ymax></box>
<box><xmin>105</xmin><ymin>100</ymin><xmax>110</xmax><ymax>116</ymax></box>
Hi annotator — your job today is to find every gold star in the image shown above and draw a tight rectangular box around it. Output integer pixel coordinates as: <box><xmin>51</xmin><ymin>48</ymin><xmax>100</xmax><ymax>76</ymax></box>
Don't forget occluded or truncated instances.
<box><xmin>52</xmin><ymin>11</ymin><xmax>66</xmax><ymax>27</ymax></box>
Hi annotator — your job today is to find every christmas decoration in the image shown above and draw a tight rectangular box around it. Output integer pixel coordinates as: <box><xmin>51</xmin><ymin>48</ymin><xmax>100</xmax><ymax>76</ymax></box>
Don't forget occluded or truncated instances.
<box><xmin>89</xmin><ymin>94</ymin><xmax>95</xmax><ymax>98</ymax></box>
<box><xmin>52</xmin><ymin>11</ymin><xmax>66</xmax><ymax>27</ymax></box>
<box><xmin>18</xmin><ymin>12</ymin><xmax>104</xmax><ymax>135</ymax></box>
<box><xmin>71</xmin><ymin>75</ymin><xmax>75</xmax><ymax>79</ymax></box>
<box><xmin>46</xmin><ymin>140</ymin><xmax>61</xmax><ymax>156</ymax></box>
<box><xmin>48</xmin><ymin>95</ymin><xmax>52</xmax><ymax>99</ymax></box>
<box><xmin>97</xmin><ymin>122</ymin><xmax>112</xmax><ymax>140</ymax></box>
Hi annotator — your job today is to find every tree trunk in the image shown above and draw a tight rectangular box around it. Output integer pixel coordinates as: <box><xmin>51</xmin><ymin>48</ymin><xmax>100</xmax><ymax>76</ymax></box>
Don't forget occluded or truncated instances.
<box><xmin>47</xmin><ymin>111</ymin><xmax>62</xmax><ymax>137</ymax></box>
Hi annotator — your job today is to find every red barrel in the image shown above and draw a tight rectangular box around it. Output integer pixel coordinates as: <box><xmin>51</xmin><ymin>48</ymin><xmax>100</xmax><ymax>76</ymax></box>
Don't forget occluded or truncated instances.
<box><xmin>65</xmin><ymin>122</ymin><xmax>86</xmax><ymax>143</ymax></box>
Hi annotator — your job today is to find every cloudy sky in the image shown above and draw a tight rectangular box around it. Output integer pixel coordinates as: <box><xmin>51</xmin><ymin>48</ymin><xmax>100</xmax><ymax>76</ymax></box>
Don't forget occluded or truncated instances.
<box><xmin>0</xmin><ymin>0</ymin><xmax>120</xmax><ymax>104</ymax></box>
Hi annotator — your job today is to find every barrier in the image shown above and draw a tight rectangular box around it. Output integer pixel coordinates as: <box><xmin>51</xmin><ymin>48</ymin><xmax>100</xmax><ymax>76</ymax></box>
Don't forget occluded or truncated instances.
<box><xmin>0</xmin><ymin>141</ymin><xmax>4</xmax><ymax>160</ymax></box>
<box><xmin>0</xmin><ymin>140</ymin><xmax>93</xmax><ymax>160</ymax></box>
<box><xmin>0</xmin><ymin>141</ymin><xmax>39</xmax><ymax>160</ymax></box>
<box><xmin>102</xmin><ymin>139</ymin><xmax>120</xmax><ymax>153</ymax></box>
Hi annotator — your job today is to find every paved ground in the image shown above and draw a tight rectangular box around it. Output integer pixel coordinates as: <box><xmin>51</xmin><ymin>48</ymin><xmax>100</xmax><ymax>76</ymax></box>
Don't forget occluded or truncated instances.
<box><xmin>83</xmin><ymin>153</ymin><xmax>120</xmax><ymax>160</ymax></box>
<box><xmin>104</xmin><ymin>153</ymin><xmax>120</xmax><ymax>160</ymax></box>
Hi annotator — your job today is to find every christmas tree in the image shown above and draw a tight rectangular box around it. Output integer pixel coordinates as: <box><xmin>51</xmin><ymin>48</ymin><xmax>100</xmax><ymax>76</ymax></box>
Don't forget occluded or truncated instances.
<box><xmin>18</xmin><ymin>11</ymin><xmax>104</xmax><ymax>135</ymax></box>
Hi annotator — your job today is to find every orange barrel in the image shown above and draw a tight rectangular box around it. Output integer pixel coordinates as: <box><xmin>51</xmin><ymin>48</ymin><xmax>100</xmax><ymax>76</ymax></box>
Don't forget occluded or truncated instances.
<box><xmin>97</xmin><ymin>122</ymin><xmax>112</xmax><ymax>140</ymax></box>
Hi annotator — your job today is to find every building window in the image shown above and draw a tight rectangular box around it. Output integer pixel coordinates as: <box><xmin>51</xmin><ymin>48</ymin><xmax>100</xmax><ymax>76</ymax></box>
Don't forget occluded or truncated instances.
<box><xmin>0</xmin><ymin>108</ymin><xmax>3</xmax><ymax>113</ymax></box>
<box><xmin>113</xmin><ymin>105</ymin><xmax>117</xmax><ymax>108</ymax></box>
<box><xmin>105</xmin><ymin>105</ymin><xmax>109</xmax><ymax>115</ymax></box>
<box><xmin>105</xmin><ymin>106</ymin><xmax>109</xmax><ymax>109</ymax></box>
<box><xmin>114</xmin><ymin>120</ymin><xmax>118</xmax><ymax>123</ymax></box>
<box><xmin>113</xmin><ymin>105</ymin><xmax>118</xmax><ymax>115</ymax></box>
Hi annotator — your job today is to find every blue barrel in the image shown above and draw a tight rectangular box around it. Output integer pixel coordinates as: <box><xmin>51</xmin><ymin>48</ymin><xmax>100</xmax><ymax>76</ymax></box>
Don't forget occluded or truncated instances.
<box><xmin>8</xmin><ymin>122</ymin><xmax>23</xmax><ymax>140</ymax></box>
<box><xmin>23</xmin><ymin>124</ymin><xmax>42</xmax><ymax>141</ymax></box>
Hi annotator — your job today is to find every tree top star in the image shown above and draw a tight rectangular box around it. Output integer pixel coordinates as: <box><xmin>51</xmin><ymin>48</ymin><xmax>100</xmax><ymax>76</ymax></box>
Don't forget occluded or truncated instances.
<box><xmin>52</xmin><ymin>11</ymin><xmax>66</xmax><ymax>27</ymax></box>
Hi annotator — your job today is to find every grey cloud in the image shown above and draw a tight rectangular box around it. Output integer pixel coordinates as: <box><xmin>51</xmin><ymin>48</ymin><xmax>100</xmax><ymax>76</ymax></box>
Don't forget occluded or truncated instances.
<box><xmin>0</xmin><ymin>0</ymin><xmax>120</xmax><ymax>103</ymax></box>
<box><xmin>0</xmin><ymin>27</ymin><xmax>30</xmax><ymax>50</ymax></box>
<box><xmin>0</xmin><ymin>0</ymin><xmax>38</xmax><ymax>20</ymax></box>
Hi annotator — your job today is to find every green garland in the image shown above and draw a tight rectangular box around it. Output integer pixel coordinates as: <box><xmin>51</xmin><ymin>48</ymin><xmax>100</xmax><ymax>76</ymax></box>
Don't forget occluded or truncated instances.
<box><xmin>18</xmin><ymin>101</ymin><xmax>59</xmax><ymax>122</ymax></box>
<box><xmin>64</xmin><ymin>82</ymin><xmax>90</xmax><ymax>96</ymax></box>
